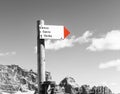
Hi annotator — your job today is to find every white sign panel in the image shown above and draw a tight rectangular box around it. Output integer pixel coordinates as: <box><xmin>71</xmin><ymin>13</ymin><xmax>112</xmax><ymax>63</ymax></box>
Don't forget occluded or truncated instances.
<box><xmin>39</xmin><ymin>25</ymin><xmax>65</xmax><ymax>39</ymax></box>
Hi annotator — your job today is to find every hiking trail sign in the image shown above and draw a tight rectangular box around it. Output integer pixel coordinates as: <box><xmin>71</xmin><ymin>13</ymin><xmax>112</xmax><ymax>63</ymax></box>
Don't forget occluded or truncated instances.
<box><xmin>39</xmin><ymin>22</ymin><xmax>70</xmax><ymax>39</ymax></box>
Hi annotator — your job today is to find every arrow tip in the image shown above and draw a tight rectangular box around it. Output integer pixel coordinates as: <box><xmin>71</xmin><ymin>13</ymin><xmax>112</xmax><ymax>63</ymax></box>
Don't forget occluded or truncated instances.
<box><xmin>64</xmin><ymin>27</ymin><xmax>70</xmax><ymax>38</ymax></box>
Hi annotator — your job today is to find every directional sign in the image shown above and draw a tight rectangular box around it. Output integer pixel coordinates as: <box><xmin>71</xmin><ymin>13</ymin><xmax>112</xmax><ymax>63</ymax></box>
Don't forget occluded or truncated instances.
<box><xmin>39</xmin><ymin>25</ymin><xmax>70</xmax><ymax>39</ymax></box>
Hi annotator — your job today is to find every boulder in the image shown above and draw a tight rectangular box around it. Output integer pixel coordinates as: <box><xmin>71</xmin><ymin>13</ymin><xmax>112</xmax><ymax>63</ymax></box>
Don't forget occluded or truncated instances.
<box><xmin>59</xmin><ymin>77</ymin><xmax>79</xmax><ymax>94</ymax></box>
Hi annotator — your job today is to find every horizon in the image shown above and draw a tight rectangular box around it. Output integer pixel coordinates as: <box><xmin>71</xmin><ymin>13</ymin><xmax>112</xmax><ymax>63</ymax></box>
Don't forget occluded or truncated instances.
<box><xmin>0</xmin><ymin>0</ymin><xmax>120</xmax><ymax>93</ymax></box>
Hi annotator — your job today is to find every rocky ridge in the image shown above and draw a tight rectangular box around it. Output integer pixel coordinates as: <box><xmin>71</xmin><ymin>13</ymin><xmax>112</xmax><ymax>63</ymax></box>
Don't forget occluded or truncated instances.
<box><xmin>0</xmin><ymin>64</ymin><xmax>38</xmax><ymax>92</ymax></box>
<box><xmin>0</xmin><ymin>65</ymin><xmax>113</xmax><ymax>94</ymax></box>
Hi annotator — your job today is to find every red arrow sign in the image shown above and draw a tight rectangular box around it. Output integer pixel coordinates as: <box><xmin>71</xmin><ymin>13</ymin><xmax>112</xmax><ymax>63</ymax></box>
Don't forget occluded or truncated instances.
<box><xmin>40</xmin><ymin>25</ymin><xmax>70</xmax><ymax>39</ymax></box>
<box><xmin>64</xmin><ymin>27</ymin><xmax>70</xmax><ymax>38</ymax></box>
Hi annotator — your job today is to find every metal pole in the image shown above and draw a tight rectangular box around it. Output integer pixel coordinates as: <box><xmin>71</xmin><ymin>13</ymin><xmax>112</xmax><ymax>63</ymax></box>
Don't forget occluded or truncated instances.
<box><xmin>37</xmin><ymin>20</ymin><xmax>46</xmax><ymax>94</ymax></box>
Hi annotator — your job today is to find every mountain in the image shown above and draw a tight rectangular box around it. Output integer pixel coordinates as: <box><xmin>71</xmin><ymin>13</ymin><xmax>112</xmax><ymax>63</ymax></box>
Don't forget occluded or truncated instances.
<box><xmin>0</xmin><ymin>64</ymin><xmax>38</xmax><ymax>93</ymax></box>
<box><xmin>59</xmin><ymin>77</ymin><xmax>112</xmax><ymax>94</ymax></box>
<box><xmin>0</xmin><ymin>65</ymin><xmax>113</xmax><ymax>94</ymax></box>
<box><xmin>0</xmin><ymin>64</ymin><xmax>53</xmax><ymax>94</ymax></box>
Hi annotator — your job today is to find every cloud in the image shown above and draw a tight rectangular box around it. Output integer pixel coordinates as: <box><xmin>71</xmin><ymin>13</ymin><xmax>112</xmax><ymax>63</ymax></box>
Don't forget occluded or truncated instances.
<box><xmin>35</xmin><ymin>31</ymin><xmax>92</xmax><ymax>51</ymax></box>
<box><xmin>45</xmin><ymin>36</ymin><xmax>75</xmax><ymax>50</ymax></box>
<box><xmin>0</xmin><ymin>51</ymin><xmax>16</xmax><ymax>56</ymax></box>
<box><xmin>34</xmin><ymin>31</ymin><xmax>92</xmax><ymax>51</ymax></box>
<box><xmin>45</xmin><ymin>31</ymin><xmax>92</xmax><ymax>50</ymax></box>
<box><xmin>99</xmin><ymin>59</ymin><xmax>120</xmax><ymax>71</ymax></box>
<box><xmin>75</xmin><ymin>31</ymin><xmax>93</xmax><ymax>43</ymax></box>
<box><xmin>87</xmin><ymin>30</ymin><xmax>120</xmax><ymax>51</ymax></box>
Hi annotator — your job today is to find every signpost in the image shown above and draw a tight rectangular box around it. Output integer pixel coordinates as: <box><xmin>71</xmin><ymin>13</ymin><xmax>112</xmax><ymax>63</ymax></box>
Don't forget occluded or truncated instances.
<box><xmin>39</xmin><ymin>25</ymin><xmax>70</xmax><ymax>39</ymax></box>
<box><xmin>37</xmin><ymin>20</ymin><xmax>70</xmax><ymax>94</ymax></box>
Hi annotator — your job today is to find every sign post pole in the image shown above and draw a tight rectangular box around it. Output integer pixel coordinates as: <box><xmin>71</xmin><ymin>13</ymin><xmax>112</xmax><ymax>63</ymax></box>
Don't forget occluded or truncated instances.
<box><xmin>37</xmin><ymin>20</ymin><xmax>46</xmax><ymax>94</ymax></box>
<box><xmin>37</xmin><ymin>19</ymin><xmax>70</xmax><ymax>94</ymax></box>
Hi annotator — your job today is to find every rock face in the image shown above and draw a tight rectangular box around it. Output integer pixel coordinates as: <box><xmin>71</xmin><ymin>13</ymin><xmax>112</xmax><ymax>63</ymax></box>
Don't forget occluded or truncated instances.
<box><xmin>59</xmin><ymin>77</ymin><xmax>79</xmax><ymax>94</ymax></box>
<box><xmin>80</xmin><ymin>85</ymin><xmax>90</xmax><ymax>94</ymax></box>
<box><xmin>90</xmin><ymin>86</ymin><xmax>112</xmax><ymax>94</ymax></box>
<box><xmin>59</xmin><ymin>77</ymin><xmax>112</xmax><ymax>94</ymax></box>
<box><xmin>0</xmin><ymin>65</ymin><xmax>113</xmax><ymax>94</ymax></box>
<box><xmin>0</xmin><ymin>64</ymin><xmax>38</xmax><ymax>92</ymax></box>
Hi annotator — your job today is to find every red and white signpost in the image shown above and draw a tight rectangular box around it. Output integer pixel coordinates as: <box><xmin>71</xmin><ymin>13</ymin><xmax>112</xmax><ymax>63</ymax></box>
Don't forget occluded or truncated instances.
<box><xmin>39</xmin><ymin>25</ymin><xmax>70</xmax><ymax>39</ymax></box>
<box><xmin>37</xmin><ymin>20</ymin><xmax>70</xmax><ymax>94</ymax></box>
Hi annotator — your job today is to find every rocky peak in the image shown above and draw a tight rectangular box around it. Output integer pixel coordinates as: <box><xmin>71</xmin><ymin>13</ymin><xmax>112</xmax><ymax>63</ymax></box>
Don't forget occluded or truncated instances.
<box><xmin>0</xmin><ymin>64</ymin><xmax>38</xmax><ymax>92</ymax></box>
<box><xmin>59</xmin><ymin>76</ymin><xmax>79</xmax><ymax>88</ymax></box>
<box><xmin>59</xmin><ymin>77</ymin><xmax>79</xmax><ymax>94</ymax></box>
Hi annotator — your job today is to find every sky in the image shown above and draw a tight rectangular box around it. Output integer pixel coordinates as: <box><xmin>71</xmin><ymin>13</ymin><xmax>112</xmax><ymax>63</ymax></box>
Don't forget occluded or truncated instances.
<box><xmin>0</xmin><ymin>0</ymin><xmax>120</xmax><ymax>93</ymax></box>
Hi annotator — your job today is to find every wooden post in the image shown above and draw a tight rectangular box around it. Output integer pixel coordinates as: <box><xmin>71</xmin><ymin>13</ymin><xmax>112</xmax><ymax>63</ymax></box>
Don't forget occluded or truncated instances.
<box><xmin>37</xmin><ymin>20</ymin><xmax>46</xmax><ymax>94</ymax></box>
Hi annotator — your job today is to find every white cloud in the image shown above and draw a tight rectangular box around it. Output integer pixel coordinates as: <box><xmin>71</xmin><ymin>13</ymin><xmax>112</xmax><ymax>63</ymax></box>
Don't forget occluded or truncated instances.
<box><xmin>35</xmin><ymin>31</ymin><xmax>92</xmax><ymax>51</ymax></box>
<box><xmin>75</xmin><ymin>31</ymin><xmax>93</xmax><ymax>43</ymax></box>
<box><xmin>35</xmin><ymin>30</ymin><xmax>120</xmax><ymax>51</ymax></box>
<box><xmin>45</xmin><ymin>36</ymin><xmax>75</xmax><ymax>50</ymax></box>
<box><xmin>45</xmin><ymin>31</ymin><xmax>92</xmax><ymax>50</ymax></box>
<box><xmin>87</xmin><ymin>30</ymin><xmax>120</xmax><ymax>51</ymax></box>
<box><xmin>0</xmin><ymin>51</ymin><xmax>16</xmax><ymax>56</ymax></box>
<box><xmin>99</xmin><ymin>59</ymin><xmax>120</xmax><ymax>71</ymax></box>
